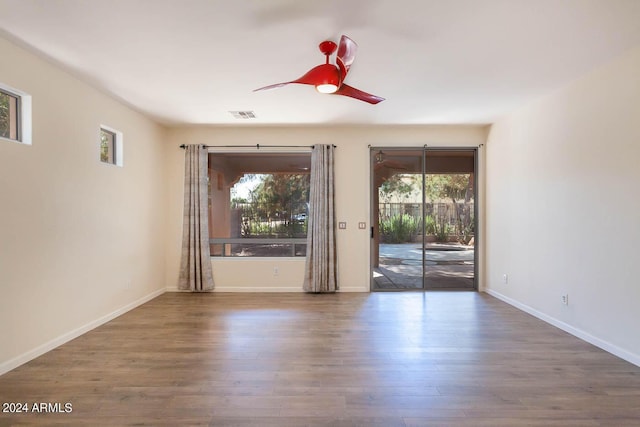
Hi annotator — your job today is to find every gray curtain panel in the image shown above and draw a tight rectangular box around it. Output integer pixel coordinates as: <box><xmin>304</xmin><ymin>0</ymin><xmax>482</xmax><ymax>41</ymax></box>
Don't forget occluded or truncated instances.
<box><xmin>303</xmin><ymin>144</ymin><xmax>337</xmax><ymax>293</ymax></box>
<box><xmin>178</xmin><ymin>145</ymin><xmax>215</xmax><ymax>292</ymax></box>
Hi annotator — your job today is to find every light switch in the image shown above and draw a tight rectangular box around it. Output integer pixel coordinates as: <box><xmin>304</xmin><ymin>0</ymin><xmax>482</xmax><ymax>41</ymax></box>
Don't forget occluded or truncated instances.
<box><xmin>338</xmin><ymin>222</ymin><xmax>347</xmax><ymax>229</ymax></box>
<box><xmin>358</xmin><ymin>222</ymin><xmax>367</xmax><ymax>229</ymax></box>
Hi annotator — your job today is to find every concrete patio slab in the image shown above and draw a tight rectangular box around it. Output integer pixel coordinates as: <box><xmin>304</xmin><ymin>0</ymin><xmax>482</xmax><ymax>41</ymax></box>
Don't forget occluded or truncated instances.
<box><xmin>373</xmin><ymin>243</ymin><xmax>475</xmax><ymax>290</ymax></box>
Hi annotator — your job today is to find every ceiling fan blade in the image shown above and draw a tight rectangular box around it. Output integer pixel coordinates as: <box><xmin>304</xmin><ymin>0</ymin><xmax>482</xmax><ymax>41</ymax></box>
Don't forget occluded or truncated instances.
<box><xmin>334</xmin><ymin>84</ymin><xmax>385</xmax><ymax>104</ymax></box>
<box><xmin>253</xmin><ymin>81</ymin><xmax>296</xmax><ymax>91</ymax></box>
<box><xmin>336</xmin><ymin>35</ymin><xmax>357</xmax><ymax>78</ymax></box>
<box><xmin>253</xmin><ymin>77</ymin><xmax>315</xmax><ymax>92</ymax></box>
<box><xmin>254</xmin><ymin>64</ymin><xmax>339</xmax><ymax>92</ymax></box>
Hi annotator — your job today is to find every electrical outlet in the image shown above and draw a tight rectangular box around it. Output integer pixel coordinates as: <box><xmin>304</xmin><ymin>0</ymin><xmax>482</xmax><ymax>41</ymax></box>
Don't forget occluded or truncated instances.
<box><xmin>561</xmin><ymin>294</ymin><xmax>569</xmax><ymax>305</ymax></box>
<box><xmin>502</xmin><ymin>274</ymin><xmax>508</xmax><ymax>284</ymax></box>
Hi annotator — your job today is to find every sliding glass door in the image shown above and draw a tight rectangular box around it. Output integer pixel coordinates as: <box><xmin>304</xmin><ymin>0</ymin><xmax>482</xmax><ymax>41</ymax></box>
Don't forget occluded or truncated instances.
<box><xmin>371</xmin><ymin>147</ymin><xmax>477</xmax><ymax>291</ymax></box>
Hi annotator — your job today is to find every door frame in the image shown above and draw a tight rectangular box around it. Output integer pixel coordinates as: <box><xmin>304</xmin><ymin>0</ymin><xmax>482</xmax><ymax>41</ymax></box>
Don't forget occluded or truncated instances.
<box><xmin>369</xmin><ymin>146</ymin><xmax>479</xmax><ymax>291</ymax></box>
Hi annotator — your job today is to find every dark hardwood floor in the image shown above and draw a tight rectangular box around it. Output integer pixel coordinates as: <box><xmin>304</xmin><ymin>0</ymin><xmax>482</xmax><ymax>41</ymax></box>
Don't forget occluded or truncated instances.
<box><xmin>1</xmin><ymin>292</ymin><xmax>639</xmax><ymax>426</ymax></box>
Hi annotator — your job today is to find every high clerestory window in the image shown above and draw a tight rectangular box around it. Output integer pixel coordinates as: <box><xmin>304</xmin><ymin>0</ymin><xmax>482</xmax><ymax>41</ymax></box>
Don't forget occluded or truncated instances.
<box><xmin>99</xmin><ymin>125</ymin><xmax>123</xmax><ymax>166</ymax></box>
<box><xmin>208</xmin><ymin>151</ymin><xmax>311</xmax><ymax>257</ymax></box>
<box><xmin>0</xmin><ymin>83</ymin><xmax>32</xmax><ymax>145</ymax></box>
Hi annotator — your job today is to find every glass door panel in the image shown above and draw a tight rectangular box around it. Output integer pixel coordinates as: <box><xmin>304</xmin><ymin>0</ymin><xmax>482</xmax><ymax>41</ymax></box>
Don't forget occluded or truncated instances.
<box><xmin>371</xmin><ymin>149</ymin><xmax>424</xmax><ymax>290</ymax></box>
<box><xmin>423</xmin><ymin>149</ymin><xmax>475</xmax><ymax>289</ymax></box>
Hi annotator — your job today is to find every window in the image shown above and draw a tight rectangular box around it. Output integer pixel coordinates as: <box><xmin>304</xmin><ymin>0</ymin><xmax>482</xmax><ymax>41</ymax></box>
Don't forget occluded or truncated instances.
<box><xmin>100</xmin><ymin>128</ymin><xmax>116</xmax><ymax>163</ymax></box>
<box><xmin>208</xmin><ymin>151</ymin><xmax>311</xmax><ymax>257</ymax></box>
<box><xmin>0</xmin><ymin>83</ymin><xmax>32</xmax><ymax>145</ymax></box>
<box><xmin>99</xmin><ymin>125</ymin><xmax>123</xmax><ymax>166</ymax></box>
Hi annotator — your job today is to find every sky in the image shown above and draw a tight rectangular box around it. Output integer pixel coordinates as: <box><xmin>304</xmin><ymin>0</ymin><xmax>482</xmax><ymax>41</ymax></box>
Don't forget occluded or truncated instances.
<box><xmin>230</xmin><ymin>174</ymin><xmax>264</xmax><ymax>200</ymax></box>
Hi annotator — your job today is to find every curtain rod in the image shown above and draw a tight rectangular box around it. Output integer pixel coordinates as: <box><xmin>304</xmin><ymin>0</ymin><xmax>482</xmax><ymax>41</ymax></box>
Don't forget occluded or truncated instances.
<box><xmin>179</xmin><ymin>144</ymin><xmax>336</xmax><ymax>149</ymax></box>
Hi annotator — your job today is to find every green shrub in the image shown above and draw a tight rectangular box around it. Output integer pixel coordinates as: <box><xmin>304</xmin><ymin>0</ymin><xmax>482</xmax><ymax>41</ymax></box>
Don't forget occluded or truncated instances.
<box><xmin>460</xmin><ymin>215</ymin><xmax>474</xmax><ymax>244</ymax></box>
<box><xmin>423</xmin><ymin>215</ymin><xmax>436</xmax><ymax>235</ymax></box>
<box><xmin>380</xmin><ymin>214</ymin><xmax>419</xmax><ymax>243</ymax></box>
<box><xmin>250</xmin><ymin>222</ymin><xmax>273</xmax><ymax>236</ymax></box>
<box><xmin>434</xmin><ymin>219</ymin><xmax>451</xmax><ymax>242</ymax></box>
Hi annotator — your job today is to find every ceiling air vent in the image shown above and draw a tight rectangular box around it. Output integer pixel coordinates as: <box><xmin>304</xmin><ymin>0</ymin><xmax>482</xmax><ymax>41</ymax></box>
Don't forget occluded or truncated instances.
<box><xmin>229</xmin><ymin>111</ymin><xmax>256</xmax><ymax>119</ymax></box>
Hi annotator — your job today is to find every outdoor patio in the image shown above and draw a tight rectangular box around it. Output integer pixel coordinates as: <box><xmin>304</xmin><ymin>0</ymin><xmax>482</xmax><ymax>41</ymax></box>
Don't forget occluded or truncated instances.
<box><xmin>373</xmin><ymin>243</ymin><xmax>475</xmax><ymax>290</ymax></box>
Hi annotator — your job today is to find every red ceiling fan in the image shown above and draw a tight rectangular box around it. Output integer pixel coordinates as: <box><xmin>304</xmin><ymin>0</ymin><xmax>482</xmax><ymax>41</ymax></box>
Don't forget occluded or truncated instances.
<box><xmin>254</xmin><ymin>35</ymin><xmax>384</xmax><ymax>104</ymax></box>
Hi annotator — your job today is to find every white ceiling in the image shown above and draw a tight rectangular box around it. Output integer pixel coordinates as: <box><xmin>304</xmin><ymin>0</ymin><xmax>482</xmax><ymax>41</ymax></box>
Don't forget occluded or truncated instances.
<box><xmin>1</xmin><ymin>0</ymin><xmax>640</xmax><ymax>126</ymax></box>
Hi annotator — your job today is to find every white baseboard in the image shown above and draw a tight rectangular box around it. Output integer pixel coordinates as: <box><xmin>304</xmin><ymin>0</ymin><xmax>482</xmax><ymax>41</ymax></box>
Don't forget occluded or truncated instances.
<box><xmin>485</xmin><ymin>289</ymin><xmax>640</xmax><ymax>368</ymax></box>
<box><xmin>0</xmin><ymin>288</ymin><xmax>165</xmax><ymax>376</ymax></box>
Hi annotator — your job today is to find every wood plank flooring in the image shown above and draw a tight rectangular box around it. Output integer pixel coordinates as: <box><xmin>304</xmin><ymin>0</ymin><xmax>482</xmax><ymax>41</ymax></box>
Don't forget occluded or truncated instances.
<box><xmin>1</xmin><ymin>292</ymin><xmax>639</xmax><ymax>426</ymax></box>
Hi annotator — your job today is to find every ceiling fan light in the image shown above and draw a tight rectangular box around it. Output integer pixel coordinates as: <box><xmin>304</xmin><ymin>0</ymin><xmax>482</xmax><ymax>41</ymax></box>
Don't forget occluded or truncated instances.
<box><xmin>316</xmin><ymin>83</ymin><xmax>338</xmax><ymax>94</ymax></box>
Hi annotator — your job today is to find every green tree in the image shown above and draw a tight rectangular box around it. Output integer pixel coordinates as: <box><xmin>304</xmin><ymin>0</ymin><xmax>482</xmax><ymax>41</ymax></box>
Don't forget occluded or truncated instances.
<box><xmin>235</xmin><ymin>174</ymin><xmax>309</xmax><ymax>238</ymax></box>
<box><xmin>252</xmin><ymin>174</ymin><xmax>310</xmax><ymax>220</ymax></box>
<box><xmin>424</xmin><ymin>174</ymin><xmax>470</xmax><ymax>204</ymax></box>
<box><xmin>423</xmin><ymin>174</ymin><xmax>473</xmax><ymax>241</ymax></box>
<box><xmin>379</xmin><ymin>174</ymin><xmax>418</xmax><ymax>203</ymax></box>
<box><xmin>231</xmin><ymin>174</ymin><xmax>261</xmax><ymax>203</ymax></box>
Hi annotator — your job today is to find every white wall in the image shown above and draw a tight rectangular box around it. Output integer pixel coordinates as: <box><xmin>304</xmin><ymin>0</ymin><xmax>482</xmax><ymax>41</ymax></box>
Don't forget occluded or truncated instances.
<box><xmin>0</xmin><ymin>37</ymin><xmax>167</xmax><ymax>373</ymax></box>
<box><xmin>165</xmin><ymin>125</ymin><xmax>487</xmax><ymax>292</ymax></box>
<box><xmin>485</xmin><ymin>46</ymin><xmax>640</xmax><ymax>365</ymax></box>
